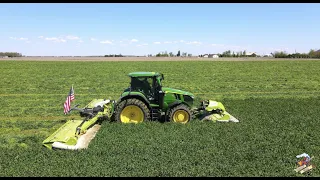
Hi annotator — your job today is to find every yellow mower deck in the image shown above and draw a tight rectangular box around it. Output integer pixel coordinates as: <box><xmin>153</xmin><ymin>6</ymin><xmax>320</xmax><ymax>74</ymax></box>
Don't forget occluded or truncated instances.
<box><xmin>42</xmin><ymin>99</ymin><xmax>114</xmax><ymax>150</ymax></box>
<box><xmin>43</xmin><ymin>119</ymin><xmax>84</xmax><ymax>149</ymax></box>
<box><xmin>42</xmin><ymin>119</ymin><xmax>101</xmax><ymax>150</ymax></box>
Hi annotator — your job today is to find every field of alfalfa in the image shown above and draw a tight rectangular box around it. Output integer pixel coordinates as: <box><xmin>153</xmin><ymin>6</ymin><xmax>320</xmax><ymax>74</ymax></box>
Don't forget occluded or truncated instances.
<box><xmin>0</xmin><ymin>59</ymin><xmax>319</xmax><ymax>177</ymax></box>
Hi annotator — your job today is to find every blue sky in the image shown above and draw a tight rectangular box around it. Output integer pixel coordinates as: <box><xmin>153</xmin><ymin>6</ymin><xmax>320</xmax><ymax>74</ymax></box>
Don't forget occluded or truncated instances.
<box><xmin>1</xmin><ymin>3</ymin><xmax>319</xmax><ymax>56</ymax></box>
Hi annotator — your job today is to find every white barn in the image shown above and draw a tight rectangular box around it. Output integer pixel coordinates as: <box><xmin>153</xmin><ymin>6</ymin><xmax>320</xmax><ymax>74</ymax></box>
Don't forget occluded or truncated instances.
<box><xmin>208</xmin><ymin>54</ymin><xmax>219</xmax><ymax>58</ymax></box>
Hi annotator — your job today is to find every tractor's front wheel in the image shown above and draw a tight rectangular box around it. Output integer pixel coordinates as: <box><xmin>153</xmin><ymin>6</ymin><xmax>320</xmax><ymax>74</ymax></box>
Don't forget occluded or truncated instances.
<box><xmin>115</xmin><ymin>98</ymin><xmax>150</xmax><ymax>124</ymax></box>
<box><xmin>168</xmin><ymin>104</ymin><xmax>192</xmax><ymax>124</ymax></box>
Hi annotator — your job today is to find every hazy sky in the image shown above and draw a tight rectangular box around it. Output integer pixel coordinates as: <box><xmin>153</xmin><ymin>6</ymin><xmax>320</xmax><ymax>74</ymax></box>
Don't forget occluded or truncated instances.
<box><xmin>1</xmin><ymin>3</ymin><xmax>319</xmax><ymax>56</ymax></box>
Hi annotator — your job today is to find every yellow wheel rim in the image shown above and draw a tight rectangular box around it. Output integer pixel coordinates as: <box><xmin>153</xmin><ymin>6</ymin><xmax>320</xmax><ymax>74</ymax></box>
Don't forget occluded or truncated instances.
<box><xmin>173</xmin><ymin>110</ymin><xmax>189</xmax><ymax>124</ymax></box>
<box><xmin>120</xmin><ymin>105</ymin><xmax>144</xmax><ymax>124</ymax></box>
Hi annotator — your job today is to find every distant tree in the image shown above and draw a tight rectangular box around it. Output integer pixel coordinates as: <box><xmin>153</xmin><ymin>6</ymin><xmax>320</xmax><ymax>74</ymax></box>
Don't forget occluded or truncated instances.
<box><xmin>0</xmin><ymin>52</ymin><xmax>23</xmax><ymax>57</ymax></box>
<box><xmin>274</xmin><ymin>51</ymin><xmax>288</xmax><ymax>58</ymax></box>
<box><xmin>309</xmin><ymin>49</ymin><xmax>320</xmax><ymax>58</ymax></box>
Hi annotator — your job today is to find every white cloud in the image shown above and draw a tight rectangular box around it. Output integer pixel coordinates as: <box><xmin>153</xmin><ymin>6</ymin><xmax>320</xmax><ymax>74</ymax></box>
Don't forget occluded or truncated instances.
<box><xmin>58</xmin><ymin>39</ymin><xmax>67</xmax><ymax>43</ymax></box>
<box><xmin>90</xmin><ymin>38</ymin><xmax>97</xmax><ymax>41</ymax></box>
<box><xmin>44</xmin><ymin>37</ymin><xmax>66</xmax><ymax>43</ymax></box>
<box><xmin>10</xmin><ymin>37</ymin><xmax>28</xmax><ymax>41</ymax></box>
<box><xmin>186</xmin><ymin>41</ymin><xmax>202</xmax><ymax>45</ymax></box>
<box><xmin>137</xmin><ymin>43</ymin><xmax>148</xmax><ymax>47</ymax></box>
<box><xmin>131</xmin><ymin>39</ymin><xmax>138</xmax><ymax>42</ymax></box>
<box><xmin>100</xmin><ymin>40</ymin><xmax>113</xmax><ymax>44</ymax></box>
<box><xmin>45</xmin><ymin>37</ymin><xmax>57</xmax><ymax>41</ymax></box>
<box><xmin>180</xmin><ymin>40</ymin><xmax>185</xmax><ymax>43</ymax></box>
<box><xmin>65</xmin><ymin>35</ymin><xmax>80</xmax><ymax>40</ymax></box>
<box><xmin>153</xmin><ymin>42</ymin><xmax>161</xmax><ymax>44</ymax></box>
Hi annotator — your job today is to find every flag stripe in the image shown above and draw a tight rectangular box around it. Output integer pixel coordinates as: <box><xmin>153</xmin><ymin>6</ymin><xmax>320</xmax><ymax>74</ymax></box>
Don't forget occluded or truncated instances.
<box><xmin>64</xmin><ymin>86</ymin><xmax>75</xmax><ymax>114</ymax></box>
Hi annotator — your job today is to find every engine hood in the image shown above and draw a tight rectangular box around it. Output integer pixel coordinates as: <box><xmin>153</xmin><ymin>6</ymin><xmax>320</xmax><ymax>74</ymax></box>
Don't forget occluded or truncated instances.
<box><xmin>162</xmin><ymin>87</ymin><xmax>194</xmax><ymax>97</ymax></box>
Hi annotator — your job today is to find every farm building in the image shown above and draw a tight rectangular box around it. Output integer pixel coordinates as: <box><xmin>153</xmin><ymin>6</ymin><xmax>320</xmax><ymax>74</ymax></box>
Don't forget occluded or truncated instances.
<box><xmin>0</xmin><ymin>56</ymin><xmax>8</xmax><ymax>58</ymax></box>
<box><xmin>263</xmin><ymin>54</ymin><xmax>273</xmax><ymax>57</ymax></box>
<box><xmin>208</xmin><ymin>54</ymin><xmax>219</xmax><ymax>58</ymax></box>
<box><xmin>201</xmin><ymin>54</ymin><xmax>219</xmax><ymax>58</ymax></box>
<box><xmin>245</xmin><ymin>52</ymin><xmax>256</xmax><ymax>56</ymax></box>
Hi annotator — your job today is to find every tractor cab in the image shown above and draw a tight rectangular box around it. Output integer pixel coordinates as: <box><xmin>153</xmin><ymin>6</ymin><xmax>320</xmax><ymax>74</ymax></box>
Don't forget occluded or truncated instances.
<box><xmin>127</xmin><ymin>72</ymin><xmax>164</xmax><ymax>102</ymax></box>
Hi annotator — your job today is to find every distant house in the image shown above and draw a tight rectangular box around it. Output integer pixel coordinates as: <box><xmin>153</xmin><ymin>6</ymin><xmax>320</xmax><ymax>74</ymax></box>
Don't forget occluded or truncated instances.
<box><xmin>0</xmin><ymin>56</ymin><xmax>8</xmax><ymax>58</ymax></box>
<box><xmin>245</xmin><ymin>52</ymin><xmax>256</xmax><ymax>56</ymax></box>
<box><xmin>208</xmin><ymin>54</ymin><xmax>219</xmax><ymax>58</ymax></box>
<box><xmin>263</xmin><ymin>54</ymin><xmax>273</xmax><ymax>57</ymax></box>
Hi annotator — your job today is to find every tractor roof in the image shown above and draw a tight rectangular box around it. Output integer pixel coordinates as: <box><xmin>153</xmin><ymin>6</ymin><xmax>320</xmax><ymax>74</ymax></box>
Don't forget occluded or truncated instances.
<box><xmin>128</xmin><ymin>72</ymin><xmax>161</xmax><ymax>77</ymax></box>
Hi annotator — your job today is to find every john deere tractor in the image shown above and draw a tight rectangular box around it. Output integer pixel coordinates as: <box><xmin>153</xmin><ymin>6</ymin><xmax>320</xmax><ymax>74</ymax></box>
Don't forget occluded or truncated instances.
<box><xmin>43</xmin><ymin>72</ymin><xmax>239</xmax><ymax>150</ymax></box>
<box><xmin>114</xmin><ymin>72</ymin><xmax>196</xmax><ymax>124</ymax></box>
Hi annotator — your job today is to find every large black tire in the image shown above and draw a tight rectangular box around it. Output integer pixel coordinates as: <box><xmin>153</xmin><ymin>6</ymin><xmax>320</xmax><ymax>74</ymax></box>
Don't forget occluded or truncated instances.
<box><xmin>168</xmin><ymin>104</ymin><xmax>192</xmax><ymax>124</ymax></box>
<box><xmin>114</xmin><ymin>98</ymin><xmax>151</xmax><ymax>123</ymax></box>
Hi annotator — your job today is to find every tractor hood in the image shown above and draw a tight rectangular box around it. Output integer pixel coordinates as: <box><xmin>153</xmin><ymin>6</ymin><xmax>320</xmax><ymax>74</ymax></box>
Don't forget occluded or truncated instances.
<box><xmin>162</xmin><ymin>87</ymin><xmax>194</xmax><ymax>97</ymax></box>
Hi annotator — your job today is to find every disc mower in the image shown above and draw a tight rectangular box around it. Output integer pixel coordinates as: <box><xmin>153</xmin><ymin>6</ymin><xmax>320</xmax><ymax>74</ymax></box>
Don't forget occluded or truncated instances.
<box><xmin>43</xmin><ymin>72</ymin><xmax>239</xmax><ymax>150</ymax></box>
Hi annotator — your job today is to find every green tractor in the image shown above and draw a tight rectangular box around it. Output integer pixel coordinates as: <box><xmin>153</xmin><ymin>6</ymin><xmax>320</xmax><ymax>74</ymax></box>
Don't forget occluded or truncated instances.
<box><xmin>43</xmin><ymin>72</ymin><xmax>239</xmax><ymax>150</ymax></box>
<box><xmin>114</xmin><ymin>72</ymin><xmax>196</xmax><ymax>124</ymax></box>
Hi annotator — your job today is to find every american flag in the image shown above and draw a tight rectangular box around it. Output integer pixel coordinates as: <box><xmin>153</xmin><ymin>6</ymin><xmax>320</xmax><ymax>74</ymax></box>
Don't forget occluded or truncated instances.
<box><xmin>64</xmin><ymin>85</ymin><xmax>75</xmax><ymax>114</ymax></box>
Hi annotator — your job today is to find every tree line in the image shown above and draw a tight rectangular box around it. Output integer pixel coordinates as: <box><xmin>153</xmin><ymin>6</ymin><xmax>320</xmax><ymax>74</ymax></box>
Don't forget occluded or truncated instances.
<box><xmin>153</xmin><ymin>50</ymin><xmax>192</xmax><ymax>57</ymax></box>
<box><xmin>204</xmin><ymin>50</ymin><xmax>257</xmax><ymax>58</ymax></box>
<box><xmin>0</xmin><ymin>52</ymin><xmax>23</xmax><ymax>57</ymax></box>
<box><xmin>104</xmin><ymin>54</ymin><xmax>124</xmax><ymax>57</ymax></box>
<box><xmin>2</xmin><ymin>49</ymin><xmax>320</xmax><ymax>58</ymax></box>
<box><xmin>273</xmin><ymin>49</ymin><xmax>320</xmax><ymax>58</ymax></box>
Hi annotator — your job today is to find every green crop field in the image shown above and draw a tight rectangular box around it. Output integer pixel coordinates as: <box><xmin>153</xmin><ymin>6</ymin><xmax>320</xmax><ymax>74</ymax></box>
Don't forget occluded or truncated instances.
<box><xmin>0</xmin><ymin>60</ymin><xmax>319</xmax><ymax>177</ymax></box>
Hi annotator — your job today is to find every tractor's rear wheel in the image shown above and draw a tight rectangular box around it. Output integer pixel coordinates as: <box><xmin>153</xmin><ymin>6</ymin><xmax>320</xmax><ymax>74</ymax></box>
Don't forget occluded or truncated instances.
<box><xmin>168</xmin><ymin>104</ymin><xmax>192</xmax><ymax>124</ymax></box>
<box><xmin>115</xmin><ymin>98</ymin><xmax>150</xmax><ymax>123</ymax></box>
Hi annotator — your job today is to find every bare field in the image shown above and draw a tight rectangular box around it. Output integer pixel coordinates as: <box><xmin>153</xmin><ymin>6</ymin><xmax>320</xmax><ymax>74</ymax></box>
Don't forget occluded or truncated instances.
<box><xmin>2</xmin><ymin>56</ymin><xmax>320</xmax><ymax>61</ymax></box>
